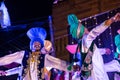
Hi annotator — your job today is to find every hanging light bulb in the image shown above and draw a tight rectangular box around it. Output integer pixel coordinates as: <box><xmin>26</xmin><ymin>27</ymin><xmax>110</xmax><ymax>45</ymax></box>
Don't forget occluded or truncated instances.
<box><xmin>107</xmin><ymin>15</ymin><xmax>110</xmax><ymax>19</ymax></box>
<box><xmin>98</xmin><ymin>38</ymin><xmax>101</xmax><ymax>41</ymax></box>
<box><xmin>111</xmin><ymin>44</ymin><xmax>113</xmax><ymax>47</ymax></box>
<box><xmin>94</xmin><ymin>16</ymin><xmax>98</xmax><ymax>25</ymax></box>
<box><xmin>99</xmin><ymin>43</ymin><xmax>101</xmax><ymax>46</ymax></box>
<box><xmin>85</xmin><ymin>20</ymin><xmax>87</xmax><ymax>25</ymax></box>
<box><xmin>109</xmin><ymin>32</ymin><xmax>112</xmax><ymax>35</ymax></box>
<box><xmin>111</xmin><ymin>50</ymin><xmax>114</xmax><ymax>53</ymax></box>
<box><xmin>72</xmin><ymin>41</ymin><xmax>74</xmax><ymax>44</ymax></box>
<box><xmin>90</xmin><ymin>16</ymin><xmax>92</xmax><ymax>19</ymax></box>
<box><xmin>109</xmin><ymin>27</ymin><xmax>111</xmax><ymax>29</ymax></box>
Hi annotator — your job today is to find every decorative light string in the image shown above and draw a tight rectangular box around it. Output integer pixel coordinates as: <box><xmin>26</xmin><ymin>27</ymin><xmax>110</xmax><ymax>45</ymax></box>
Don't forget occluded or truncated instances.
<box><xmin>108</xmin><ymin>12</ymin><xmax>115</xmax><ymax>53</ymax></box>
<box><xmin>94</xmin><ymin>15</ymin><xmax>102</xmax><ymax>47</ymax></box>
<box><xmin>109</xmin><ymin>26</ymin><xmax>114</xmax><ymax>53</ymax></box>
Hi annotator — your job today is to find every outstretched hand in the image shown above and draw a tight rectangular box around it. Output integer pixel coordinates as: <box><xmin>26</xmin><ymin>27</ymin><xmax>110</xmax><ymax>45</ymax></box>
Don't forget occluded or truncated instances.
<box><xmin>112</xmin><ymin>13</ymin><xmax>120</xmax><ymax>22</ymax></box>
<box><xmin>105</xmin><ymin>13</ymin><xmax>120</xmax><ymax>26</ymax></box>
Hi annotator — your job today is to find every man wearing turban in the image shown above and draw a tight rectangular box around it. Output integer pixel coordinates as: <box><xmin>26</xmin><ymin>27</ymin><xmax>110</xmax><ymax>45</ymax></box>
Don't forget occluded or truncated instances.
<box><xmin>0</xmin><ymin>27</ymin><xmax>74</xmax><ymax>80</ymax></box>
<box><xmin>114</xmin><ymin>29</ymin><xmax>120</xmax><ymax>80</ymax></box>
<box><xmin>67</xmin><ymin>13</ymin><xmax>120</xmax><ymax>80</ymax></box>
<box><xmin>22</xmin><ymin>27</ymin><xmax>53</xmax><ymax>80</ymax></box>
<box><xmin>0</xmin><ymin>27</ymin><xmax>53</xmax><ymax>80</ymax></box>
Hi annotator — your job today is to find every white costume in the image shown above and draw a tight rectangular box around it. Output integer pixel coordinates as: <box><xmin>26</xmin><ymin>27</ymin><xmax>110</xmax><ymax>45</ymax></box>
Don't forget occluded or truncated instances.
<box><xmin>81</xmin><ymin>22</ymin><xmax>120</xmax><ymax>80</ymax></box>
<box><xmin>0</xmin><ymin>50</ymin><xmax>25</xmax><ymax>80</ymax></box>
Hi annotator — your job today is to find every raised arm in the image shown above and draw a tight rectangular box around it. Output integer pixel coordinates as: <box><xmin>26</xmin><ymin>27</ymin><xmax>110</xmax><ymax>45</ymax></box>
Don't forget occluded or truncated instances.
<box><xmin>0</xmin><ymin>50</ymin><xmax>25</xmax><ymax>66</ymax></box>
<box><xmin>86</xmin><ymin>13</ymin><xmax>120</xmax><ymax>49</ymax></box>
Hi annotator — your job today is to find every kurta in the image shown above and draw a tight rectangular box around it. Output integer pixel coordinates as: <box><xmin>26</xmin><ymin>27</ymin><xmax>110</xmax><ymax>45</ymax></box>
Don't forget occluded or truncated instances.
<box><xmin>81</xmin><ymin>22</ymin><xmax>109</xmax><ymax>80</ymax></box>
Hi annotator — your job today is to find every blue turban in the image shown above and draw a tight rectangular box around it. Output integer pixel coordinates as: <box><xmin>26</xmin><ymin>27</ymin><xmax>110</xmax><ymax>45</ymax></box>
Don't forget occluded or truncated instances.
<box><xmin>27</xmin><ymin>27</ymin><xmax>47</xmax><ymax>50</ymax></box>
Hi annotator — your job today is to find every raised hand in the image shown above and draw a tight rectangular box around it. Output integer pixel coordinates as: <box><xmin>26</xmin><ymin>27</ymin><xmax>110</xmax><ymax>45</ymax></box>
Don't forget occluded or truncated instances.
<box><xmin>105</xmin><ymin>13</ymin><xmax>120</xmax><ymax>26</ymax></box>
<box><xmin>110</xmin><ymin>13</ymin><xmax>120</xmax><ymax>23</ymax></box>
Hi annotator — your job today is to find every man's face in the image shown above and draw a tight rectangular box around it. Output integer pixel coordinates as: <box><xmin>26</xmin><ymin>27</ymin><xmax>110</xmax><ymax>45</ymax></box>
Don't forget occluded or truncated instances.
<box><xmin>33</xmin><ymin>41</ymin><xmax>41</xmax><ymax>51</ymax></box>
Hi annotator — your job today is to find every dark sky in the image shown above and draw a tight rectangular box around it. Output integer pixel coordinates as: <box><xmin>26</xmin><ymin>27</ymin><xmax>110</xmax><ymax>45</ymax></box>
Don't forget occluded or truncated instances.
<box><xmin>0</xmin><ymin>0</ymin><xmax>54</xmax><ymax>56</ymax></box>
<box><xmin>4</xmin><ymin>0</ymin><xmax>53</xmax><ymax>25</ymax></box>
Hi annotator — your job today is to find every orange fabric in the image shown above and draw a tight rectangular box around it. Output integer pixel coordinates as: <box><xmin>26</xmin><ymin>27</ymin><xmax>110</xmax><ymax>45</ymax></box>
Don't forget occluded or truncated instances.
<box><xmin>44</xmin><ymin>67</ymin><xmax>51</xmax><ymax>80</ymax></box>
<box><xmin>104</xmin><ymin>18</ymin><xmax>113</xmax><ymax>26</ymax></box>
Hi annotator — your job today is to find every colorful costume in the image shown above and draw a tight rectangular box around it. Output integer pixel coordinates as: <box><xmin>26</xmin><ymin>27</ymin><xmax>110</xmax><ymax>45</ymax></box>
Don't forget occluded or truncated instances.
<box><xmin>0</xmin><ymin>27</ymin><xmax>53</xmax><ymax>80</ymax></box>
<box><xmin>114</xmin><ymin>30</ymin><xmax>120</xmax><ymax>80</ymax></box>
<box><xmin>22</xmin><ymin>27</ymin><xmax>47</xmax><ymax>80</ymax></box>
<box><xmin>114</xmin><ymin>33</ymin><xmax>120</xmax><ymax>60</ymax></box>
<box><xmin>67</xmin><ymin>14</ymin><xmax>120</xmax><ymax>80</ymax></box>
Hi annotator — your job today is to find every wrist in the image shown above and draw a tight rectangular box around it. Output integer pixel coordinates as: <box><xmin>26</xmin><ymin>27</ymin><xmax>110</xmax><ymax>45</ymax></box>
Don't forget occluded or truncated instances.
<box><xmin>104</xmin><ymin>17</ymin><xmax>114</xmax><ymax>26</ymax></box>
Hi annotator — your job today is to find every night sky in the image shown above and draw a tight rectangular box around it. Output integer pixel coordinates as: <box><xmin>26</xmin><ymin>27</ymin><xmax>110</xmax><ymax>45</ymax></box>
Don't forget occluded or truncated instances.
<box><xmin>0</xmin><ymin>0</ymin><xmax>53</xmax><ymax>56</ymax></box>
<box><xmin>4</xmin><ymin>0</ymin><xmax>53</xmax><ymax>25</ymax></box>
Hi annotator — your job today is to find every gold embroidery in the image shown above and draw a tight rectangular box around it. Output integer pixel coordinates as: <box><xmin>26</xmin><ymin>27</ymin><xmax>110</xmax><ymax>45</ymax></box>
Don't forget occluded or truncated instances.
<box><xmin>23</xmin><ymin>51</ymin><xmax>42</xmax><ymax>79</ymax></box>
<box><xmin>30</xmin><ymin>52</ymin><xmax>40</xmax><ymax>62</ymax></box>
<box><xmin>82</xmin><ymin>49</ymin><xmax>93</xmax><ymax>71</ymax></box>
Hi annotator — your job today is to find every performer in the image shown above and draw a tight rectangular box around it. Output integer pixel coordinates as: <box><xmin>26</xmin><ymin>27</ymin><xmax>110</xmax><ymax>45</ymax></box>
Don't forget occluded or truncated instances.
<box><xmin>22</xmin><ymin>27</ymin><xmax>53</xmax><ymax>80</ymax></box>
<box><xmin>67</xmin><ymin>13</ymin><xmax>120</xmax><ymax>80</ymax></box>
<box><xmin>0</xmin><ymin>27</ymin><xmax>53</xmax><ymax>80</ymax></box>
<box><xmin>0</xmin><ymin>27</ymin><xmax>71</xmax><ymax>80</ymax></box>
<box><xmin>114</xmin><ymin>29</ymin><xmax>120</xmax><ymax>60</ymax></box>
<box><xmin>114</xmin><ymin>29</ymin><xmax>120</xmax><ymax>80</ymax></box>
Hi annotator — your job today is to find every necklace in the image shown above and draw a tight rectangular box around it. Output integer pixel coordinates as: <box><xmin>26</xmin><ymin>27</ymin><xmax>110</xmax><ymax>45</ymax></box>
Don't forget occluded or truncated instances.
<box><xmin>31</xmin><ymin>51</ymin><xmax>40</xmax><ymax>62</ymax></box>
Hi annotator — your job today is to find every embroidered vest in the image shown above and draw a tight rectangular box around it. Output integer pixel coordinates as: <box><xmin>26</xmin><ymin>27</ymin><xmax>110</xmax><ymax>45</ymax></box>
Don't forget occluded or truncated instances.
<box><xmin>79</xmin><ymin>42</ymin><xmax>94</xmax><ymax>78</ymax></box>
<box><xmin>22</xmin><ymin>51</ymin><xmax>45</xmax><ymax>80</ymax></box>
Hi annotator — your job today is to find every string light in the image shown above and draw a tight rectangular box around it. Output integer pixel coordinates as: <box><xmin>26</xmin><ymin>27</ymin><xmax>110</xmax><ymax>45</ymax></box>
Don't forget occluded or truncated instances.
<box><xmin>109</xmin><ymin>25</ymin><xmax>115</xmax><ymax>53</ymax></box>
<box><xmin>108</xmin><ymin>10</ymin><xmax>115</xmax><ymax>53</ymax></box>
<box><xmin>111</xmin><ymin>44</ymin><xmax>113</xmax><ymax>47</ymax></box>
<box><xmin>85</xmin><ymin>20</ymin><xmax>87</xmax><ymax>25</ymax></box>
<box><xmin>98</xmin><ymin>39</ymin><xmax>101</xmax><ymax>41</ymax></box>
<box><xmin>107</xmin><ymin>15</ymin><xmax>110</xmax><ymax>19</ymax></box>
<box><xmin>99</xmin><ymin>43</ymin><xmax>101</xmax><ymax>46</ymax></box>
<box><xmin>94</xmin><ymin>15</ymin><xmax>102</xmax><ymax>47</ymax></box>
<box><xmin>72</xmin><ymin>41</ymin><xmax>74</xmax><ymax>44</ymax></box>
<box><xmin>94</xmin><ymin>16</ymin><xmax>96</xmax><ymax>20</ymax></box>
<box><xmin>109</xmin><ymin>33</ymin><xmax>112</xmax><ymax>35</ymax></box>
<box><xmin>89</xmin><ymin>16</ymin><xmax>92</xmax><ymax>19</ymax></box>
<box><xmin>98</xmin><ymin>38</ymin><xmax>102</xmax><ymax>47</ymax></box>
